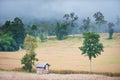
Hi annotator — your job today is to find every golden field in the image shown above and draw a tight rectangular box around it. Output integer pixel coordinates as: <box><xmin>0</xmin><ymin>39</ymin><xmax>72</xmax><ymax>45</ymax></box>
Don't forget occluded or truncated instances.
<box><xmin>0</xmin><ymin>33</ymin><xmax>120</xmax><ymax>73</ymax></box>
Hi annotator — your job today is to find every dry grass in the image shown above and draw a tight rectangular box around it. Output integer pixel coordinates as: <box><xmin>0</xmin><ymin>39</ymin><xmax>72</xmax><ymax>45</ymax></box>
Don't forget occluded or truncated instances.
<box><xmin>0</xmin><ymin>71</ymin><xmax>120</xmax><ymax>80</ymax></box>
<box><xmin>0</xmin><ymin>33</ymin><xmax>120</xmax><ymax>74</ymax></box>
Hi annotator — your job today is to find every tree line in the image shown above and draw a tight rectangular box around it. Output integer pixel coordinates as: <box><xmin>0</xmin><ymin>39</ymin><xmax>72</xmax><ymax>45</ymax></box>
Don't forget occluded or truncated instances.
<box><xmin>0</xmin><ymin>11</ymin><xmax>120</xmax><ymax>51</ymax></box>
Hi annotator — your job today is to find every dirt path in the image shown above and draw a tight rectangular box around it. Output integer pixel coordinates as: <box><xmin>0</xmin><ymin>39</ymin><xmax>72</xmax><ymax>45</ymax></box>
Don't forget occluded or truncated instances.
<box><xmin>0</xmin><ymin>72</ymin><xmax>120</xmax><ymax>80</ymax></box>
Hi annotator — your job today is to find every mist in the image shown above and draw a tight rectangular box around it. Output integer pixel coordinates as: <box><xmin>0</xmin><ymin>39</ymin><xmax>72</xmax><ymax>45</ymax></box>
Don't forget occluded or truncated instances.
<box><xmin>0</xmin><ymin>0</ymin><xmax>120</xmax><ymax>23</ymax></box>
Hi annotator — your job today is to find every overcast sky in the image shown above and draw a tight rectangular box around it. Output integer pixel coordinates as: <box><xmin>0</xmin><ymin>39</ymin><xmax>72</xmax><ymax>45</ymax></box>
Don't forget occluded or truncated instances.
<box><xmin>0</xmin><ymin>0</ymin><xmax>120</xmax><ymax>23</ymax></box>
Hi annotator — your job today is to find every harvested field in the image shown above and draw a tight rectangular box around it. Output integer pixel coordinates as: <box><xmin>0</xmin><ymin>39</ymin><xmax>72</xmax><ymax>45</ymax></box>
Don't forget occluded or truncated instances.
<box><xmin>0</xmin><ymin>71</ymin><xmax>120</xmax><ymax>80</ymax></box>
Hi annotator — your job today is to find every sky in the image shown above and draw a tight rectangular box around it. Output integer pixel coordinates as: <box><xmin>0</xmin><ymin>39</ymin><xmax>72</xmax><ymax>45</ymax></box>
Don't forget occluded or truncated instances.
<box><xmin>0</xmin><ymin>0</ymin><xmax>120</xmax><ymax>23</ymax></box>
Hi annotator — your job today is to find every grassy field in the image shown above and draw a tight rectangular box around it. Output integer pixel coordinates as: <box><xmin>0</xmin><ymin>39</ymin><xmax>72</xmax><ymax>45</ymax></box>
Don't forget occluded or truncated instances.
<box><xmin>0</xmin><ymin>33</ymin><xmax>120</xmax><ymax>74</ymax></box>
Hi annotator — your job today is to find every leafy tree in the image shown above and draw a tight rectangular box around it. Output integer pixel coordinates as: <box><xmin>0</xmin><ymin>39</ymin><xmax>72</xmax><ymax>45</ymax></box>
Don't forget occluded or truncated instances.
<box><xmin>21</xmin><ymin>35</ymin><xmax>38</xmax><ymax>72</ymax></box>
<box><xmin>0</xmin><ymin>32</ymin><xmax>17</xmax><ymax>51</ymax></box>
<box><xmin>0</xmin><ymin>17</ymin><xmax>26</xmax><ymax>50</ymax></box>
<box><xmin>80</xmin><ymin>17</ymin><xmax>91</xmax><ymax>33</ymax></box>
<box><xmin>93</xmin><ymin>11</ymin><xmax>107</xmax><ymax>33</ymax></box>
<box><xmin>11</xmin><ymin>17</ymin><xmax>26</xmax><ymax>48</ymax></box>
<box><xmin>79</xmin><ymin>32</ymin><xmax>104</xmax><ymax>73</ymax></box>
<box><xmin>55</xmin><ymin>22</ymin><xmax>68</xmax><ymax>40</ymax></box>
<box><xmin>0</xmin><ymin>20</ymin><xmax>11</xmax><ymax>33</ymax></box>
<box><xmin>108</xmin><ymin>22</ymin><xmax>114</xmax><ymax>39</ymax></box>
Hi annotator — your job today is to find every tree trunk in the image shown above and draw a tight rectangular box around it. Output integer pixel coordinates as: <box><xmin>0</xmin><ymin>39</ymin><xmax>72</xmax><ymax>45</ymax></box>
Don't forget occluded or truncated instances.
<box><xmin>89</xmin><ymin>59</ymin><xmax>92</xmax><ymax>74</ymax></box>
<box><xmin>98</xmin><ymin>24</ymin><xmax>101</xmax><ymax>33</ymax></box>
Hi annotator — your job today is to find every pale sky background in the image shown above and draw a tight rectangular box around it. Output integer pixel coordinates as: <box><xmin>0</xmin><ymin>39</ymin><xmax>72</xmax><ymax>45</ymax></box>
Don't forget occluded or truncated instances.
<box><xmin>0</xmin><ymin>0</ymin><xmax>120</xmax><ymax>23</ymax></box>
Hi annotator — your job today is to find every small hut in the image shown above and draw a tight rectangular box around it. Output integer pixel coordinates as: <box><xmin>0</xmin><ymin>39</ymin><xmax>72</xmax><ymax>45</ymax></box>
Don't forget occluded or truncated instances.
<box><xmin>36</xmin><ymin>63</ymin><xmax>50</xmax><ymax>74</ymax></box>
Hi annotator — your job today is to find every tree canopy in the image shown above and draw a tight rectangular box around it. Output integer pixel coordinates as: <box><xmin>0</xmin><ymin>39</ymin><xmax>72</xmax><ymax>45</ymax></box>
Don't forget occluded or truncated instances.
<box><xmin>79</xmin><ymin>32</ymin><xmax>104</xmax><ymax>73</ymax></box>
<box><xmin>0</xmin><ymin>17</ymin><xmax>26</xmax><ymax>51</ymax></box>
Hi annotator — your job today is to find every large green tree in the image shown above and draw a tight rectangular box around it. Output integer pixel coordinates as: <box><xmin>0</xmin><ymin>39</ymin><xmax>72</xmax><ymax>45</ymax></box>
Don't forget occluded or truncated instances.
<box><xmin>0</xmin><ymin>17</ymin><xmax>26</xmax><ymax>50</ymax></box>
<box><xmin>79</xmin><ymin>32</ymin><xmax>104</xmax><ymax>73</ymax></box>
<box><xmin>11</xmin><ymin>17</ymin><xmax>26</xmax><ymax>48</ymax></box>
<box><xmin>93</xmin><ymin>11</ymin><xmax>106</xmax><ymax>33</ymax></box>
<box><xmin>21</xmin><ymin>35</ymin><xmax>38</xmax><ymax>72</ymax></box>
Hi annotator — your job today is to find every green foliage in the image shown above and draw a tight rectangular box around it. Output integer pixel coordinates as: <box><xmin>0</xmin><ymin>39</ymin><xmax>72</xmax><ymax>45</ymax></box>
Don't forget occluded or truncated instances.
<box><xmin>0</xmin><ymin>32</ymin><xmax>18</xmax><ymax>51</ymax></box>
<box><xmin>108</xmin><ymin>22</ymin><xmax>114</xmax><ymax>39</ymax></box>
<box><xmin>21</xmin><ymin>53</ymin><xmax>38</xmax><ymax>72</ymax></box>
<box><xmin>21</xmin><ymin>35</ymin><xmax>38</xmax><ymax>72</ymax></box>
<box><xmin>79</xmin><ymin>32</ymin><xmax>104</xmax><ymax>73</ymax></box>
<box><xmin>0</xmin><ymin>17</ymin><xmax>26</xmax><ymax>51</ymax></box>
<box><xmin>55</xmin><ymin>22</ymin><xmax>68</xmax><ymax>40</ymax></box>
<box><xmin>10</xmin><ymin>17</ymin><xmax>26</xmax><ymax>48</ymax></box>
<box><xmin>40</xmin><ymin>32</ymin><xmax>47</xmax><ymax>42</ymax></box>
<box><xmin>31</xmin><ymin>24</ymin><xmax>37</xmax><ymax>37</ymax></box>
<box><xmin>79</xmin><ymin>32</ymin><xmax>104</xmax><ymax>60</ymax></box>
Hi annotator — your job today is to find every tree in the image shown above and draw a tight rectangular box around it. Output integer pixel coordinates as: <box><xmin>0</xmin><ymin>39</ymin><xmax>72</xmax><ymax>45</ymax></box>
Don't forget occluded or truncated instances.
<box><xmin>31</xmin><ymin>24</ymin><xmax>37</xmax><ymax>37</ymax></box>
<box><xmin>0</xmin><ymin>32</ymin><xmax>17</xmax><ymax>51</ymax></box>
<box><xmin>93</xmin><ymin>11</ymin><xmax>107</xmax><ymax>33</ymax></box>
<box><xmin>21</xmin><ymin>35</ymin><xmax>38</xmax><ymax>72</ymax></box>
<box><xmin>79</xmin><ymin>32</ymin><xmax>104</xmax><ymax>73</ymax></box>
<box><xmin>11</xmin><ymin>17</ymin><xmax>26</xmax><ymax>48</ymax></box>
<box><xmin>108</xmin><ymin>22</ymin><xmax>114</xmax><ymax>39</ymax></box>
<box><xmin>80</xmin><ymin>17</ymin><xmax>91</xmax><ymax>33</ymax></box>
<box><xmin>63</xmin><ymin>12</ymin><xmax>78</xmax><ymax>34</ymax></box>
<box><xmin>55</xmin><ymin>22</ymin><xmax>68</xmax><ymax>40</ymax></box>
<box><xmin>39</xmin><ymin>24</ymin><xmax>50</xmax><ymax>42</ymax></box>
<box><xmin>0</xmin><ymin>17</ymin><xmax>26</xmax><ymax>50</ymax></box>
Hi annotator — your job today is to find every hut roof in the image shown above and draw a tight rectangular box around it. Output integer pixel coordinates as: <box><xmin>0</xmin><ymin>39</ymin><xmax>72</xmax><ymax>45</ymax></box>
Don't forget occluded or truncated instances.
<box><xmin>36</xmin><ymin>63</ymin><xmax>50</xmax><ymax>68</ymax></box>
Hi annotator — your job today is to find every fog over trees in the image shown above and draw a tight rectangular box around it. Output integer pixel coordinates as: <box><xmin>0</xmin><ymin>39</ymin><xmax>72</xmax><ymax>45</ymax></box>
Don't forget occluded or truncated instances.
<box><xmin>0</xmin><ymin>0</ymin><xmax>120</xmax><ymax>22</ymax></box>
<box><xmin>0</xmin><ymin>0</ymin><xmax>120</xmax><ymax>34</ymax></box>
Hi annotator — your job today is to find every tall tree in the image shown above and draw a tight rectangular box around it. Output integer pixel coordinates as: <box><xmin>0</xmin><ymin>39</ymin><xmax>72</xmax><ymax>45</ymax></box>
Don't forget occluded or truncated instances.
<box><xmin>21</xmin><ymin>35</ymin><xmax>38</xmax><ymax>72</ymax></box>
<box><xmin>11</xmin><ymin>17</ymin><xmax>26</xmax><ymax>48</ymax></box>
<box><xmin>93</xmin><ymin>11</ymin><xmax>107</xmax><ymax>33</ymax></box>
<box><xmin>55</xmin><ymin>22</ymin><xmax>68</xmax><ymax>40</ymax></box>
<box><xmin>80</xmin><ymin>17</ymin><xmax>91</xmax><ymax>33</ymax></box>
<box><xmin>63</xmin><ymin>12</ymin><xmax>78</xmax><ymax>34</ymax></box>
<box><xmin>79</xmin><ymin>32</ymin><xmax>104</xmax><ymax>73</ymax></box>
<box><xmin>108</xmin><ymin>22</ymin><xmax>114</xmax><ymax>39</ymax></box>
